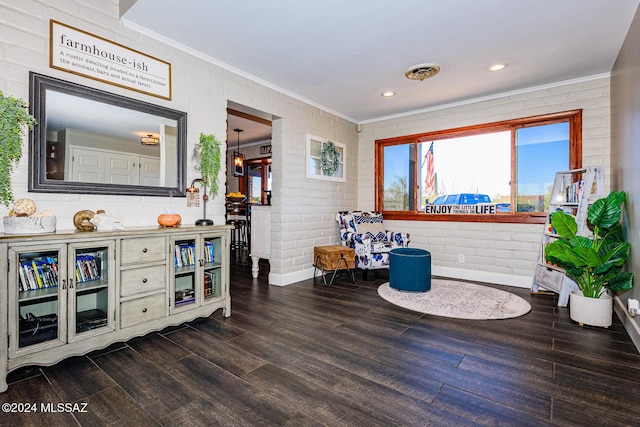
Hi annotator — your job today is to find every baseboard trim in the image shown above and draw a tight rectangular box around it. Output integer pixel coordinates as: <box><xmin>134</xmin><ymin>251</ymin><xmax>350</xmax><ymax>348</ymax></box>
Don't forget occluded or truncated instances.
<box><xmin>268</xmin><ymin>265</ymin><xmax>532</xmax><ymax>289</ymax></box>
<box><xmin>432</xmin><ymin>266</ymin><xmax>532</xmax><ymax>289</ymax></box>
<box><xmin>269</xmin><ymin>267</ymin><xmax>315</xmax><ymax>286</ymax></box>
<box><xmin>614</xmin><ymin>296</ymin><xmax>640</xmax><ymax>352</ymax></box>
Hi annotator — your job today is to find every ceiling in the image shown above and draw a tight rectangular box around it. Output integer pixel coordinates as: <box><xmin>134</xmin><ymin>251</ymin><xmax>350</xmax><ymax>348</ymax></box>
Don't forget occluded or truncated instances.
<box><xmin>121</xmin><ymin>0</ymin><xmax>639</xmax><ymax>140</ymax></box>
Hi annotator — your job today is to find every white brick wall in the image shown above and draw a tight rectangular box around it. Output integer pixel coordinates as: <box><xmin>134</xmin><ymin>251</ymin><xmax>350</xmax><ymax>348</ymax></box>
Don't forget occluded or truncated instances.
<box><xmin>0</xmin><ymin>0</ymin><xmax>612</xmax><ymax>287</ymax></box>
<box><xmin>359</xmin><ymin>77</ymin><xmax>611</xmax><ymax>286</ymax></box>
<box><xmin>0</xmin><ymin>0</ymin><xmax>359</xmax><ymax>285</ymax></box>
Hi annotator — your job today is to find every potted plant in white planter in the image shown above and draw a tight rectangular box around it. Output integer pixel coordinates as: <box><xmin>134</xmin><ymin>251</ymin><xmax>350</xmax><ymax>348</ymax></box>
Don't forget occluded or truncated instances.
<box><xmin>545</xmin><ymin>190</ymin><xmax>634</xmax><ymax>327</ymax></box>
<box><xmin>0</xmin><ymin>91</ymin><xmax>37</xmax><ymax>207</ymax></box>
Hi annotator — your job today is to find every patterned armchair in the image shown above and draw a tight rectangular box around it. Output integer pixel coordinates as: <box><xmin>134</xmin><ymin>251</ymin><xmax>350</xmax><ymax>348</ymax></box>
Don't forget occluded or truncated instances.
<box><xmin>336</xmin><ymin>211</ymin><xmax>410</xmax><ymax>279</ymax></box>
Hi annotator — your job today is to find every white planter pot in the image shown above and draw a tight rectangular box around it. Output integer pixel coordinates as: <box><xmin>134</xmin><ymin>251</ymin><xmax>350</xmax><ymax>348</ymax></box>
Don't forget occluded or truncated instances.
<box><xmin>2</xmin><ymin>216</ymin><xmax>57</xmax><ymax>235</ymax></box>
<box><xmin>569</xmin><ymin>291</ymin><xmax>612</xmax><ymax>327</ymax></box>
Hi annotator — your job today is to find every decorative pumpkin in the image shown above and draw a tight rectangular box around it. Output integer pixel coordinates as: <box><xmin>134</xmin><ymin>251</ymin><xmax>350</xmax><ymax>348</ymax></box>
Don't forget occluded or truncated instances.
<box><xmin>158</xmin><ymin>212</ymin><xmax>182</xmax><ymax>227</ymax></box>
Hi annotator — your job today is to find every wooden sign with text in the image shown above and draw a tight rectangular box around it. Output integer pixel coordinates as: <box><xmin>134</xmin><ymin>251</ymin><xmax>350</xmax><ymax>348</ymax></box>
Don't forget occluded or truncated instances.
<box><xmin>50</xmin><ymin>20</ymin><xmax>172</xmax><ymax>100</ymax></box>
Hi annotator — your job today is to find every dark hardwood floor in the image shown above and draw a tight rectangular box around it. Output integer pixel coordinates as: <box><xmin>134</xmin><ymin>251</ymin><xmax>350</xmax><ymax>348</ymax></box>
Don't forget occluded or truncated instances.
<box><xmin>2</xmin><ymin>260</ymin><xmax>640</xmax><ymax>426</ymax></box>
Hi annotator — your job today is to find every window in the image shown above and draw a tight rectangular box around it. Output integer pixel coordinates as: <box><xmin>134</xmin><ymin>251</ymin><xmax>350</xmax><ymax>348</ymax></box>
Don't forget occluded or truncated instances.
<box><xmin>375</xmin><ymin>110</ymin><xmax>582</xmax><ymax>223</ymax></box>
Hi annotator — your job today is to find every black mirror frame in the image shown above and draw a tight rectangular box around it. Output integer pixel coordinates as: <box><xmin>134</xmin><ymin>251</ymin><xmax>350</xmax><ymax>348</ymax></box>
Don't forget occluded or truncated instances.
<box><xmin>28</xmin><ymin>72</ymin><xmax>187</xmax><ymax>197</ymax></box>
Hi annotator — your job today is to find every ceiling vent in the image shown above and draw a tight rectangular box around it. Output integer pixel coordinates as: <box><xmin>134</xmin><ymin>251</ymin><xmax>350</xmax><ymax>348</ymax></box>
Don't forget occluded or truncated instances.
<box><xmin>405</xmin><ymin>63</ymin><xmax>440</xmax><ymax>81</ymax></box>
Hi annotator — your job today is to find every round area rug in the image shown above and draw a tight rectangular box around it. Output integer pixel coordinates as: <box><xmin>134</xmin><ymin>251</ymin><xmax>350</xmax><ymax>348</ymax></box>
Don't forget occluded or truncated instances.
<box><xmin>378</xmin><ymin>279</ymin><xmax>531</xmax><ymax>320</ymax></box>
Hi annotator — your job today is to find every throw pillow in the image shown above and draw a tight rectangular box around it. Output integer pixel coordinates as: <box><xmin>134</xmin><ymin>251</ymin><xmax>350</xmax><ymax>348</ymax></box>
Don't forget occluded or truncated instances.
<box><xmin>353</xmin><ymin>214</ymin><xmax>386</xmax><ymax>241</ymax></box>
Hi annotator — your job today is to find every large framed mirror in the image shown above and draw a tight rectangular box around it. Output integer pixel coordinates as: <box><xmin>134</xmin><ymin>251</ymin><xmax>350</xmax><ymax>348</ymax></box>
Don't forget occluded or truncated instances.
<box><xmin>29</xmin><ymin>72</ymin><xmax>187</xmax><ymax>197</ymax></box>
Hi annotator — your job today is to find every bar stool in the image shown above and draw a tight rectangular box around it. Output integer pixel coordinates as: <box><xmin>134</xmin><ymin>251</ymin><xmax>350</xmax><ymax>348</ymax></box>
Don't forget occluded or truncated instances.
<box><xmin>226</xmin><ymin>219</ymin><xmax>248</xmax><ymax>262</ymax></box>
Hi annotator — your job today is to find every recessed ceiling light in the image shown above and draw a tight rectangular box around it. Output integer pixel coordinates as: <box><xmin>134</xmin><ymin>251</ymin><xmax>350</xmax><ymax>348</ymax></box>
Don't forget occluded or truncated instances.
<box><xmin>381</xmin><ymin>91</ymin><xmax>396</xmax><ymax>97</ymax></box>
<box><xmin>487</xmin><ymin>63</ymin><xmax>508</xmax><ymax>72</ymax></box>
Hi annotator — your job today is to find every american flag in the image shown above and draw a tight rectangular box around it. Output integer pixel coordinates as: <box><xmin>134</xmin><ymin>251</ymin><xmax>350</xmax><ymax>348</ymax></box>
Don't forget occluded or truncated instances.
<box><xmin>424</xmin><ymin>142</ymin><xmax>435</xmax><ymax>198</ymax></box>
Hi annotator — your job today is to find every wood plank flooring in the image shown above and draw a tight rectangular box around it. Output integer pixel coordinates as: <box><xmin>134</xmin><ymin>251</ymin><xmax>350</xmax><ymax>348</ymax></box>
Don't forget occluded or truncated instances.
<box><xmin>2</xmin><ymin>261</ymin><xmax>639</xmax><ymax>426</ymax></box>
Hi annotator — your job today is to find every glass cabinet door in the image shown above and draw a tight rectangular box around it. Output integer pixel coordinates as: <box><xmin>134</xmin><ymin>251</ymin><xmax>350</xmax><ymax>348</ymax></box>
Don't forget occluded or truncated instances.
<box><xmin>9</xmin><ymin>244</ymin><xmax>67</xmax><ymax>355</ymax></box>
<box><xmin>68</xmin><ymin>241</ymin><xmax>115</xmax><ymax>341</ymax></box>
<box><xmin>170</xmin><ymin>233</ymin><xmax>225</xmax><ymax>312</ymax></box>
<box><xmin>172</xmin><ymin>237</ymin><xmax>197</xmax><ymax>310</ymax></box>
<box><xmin>203</xmin><ymin>235</ymin><xmax>222</xmax><ymax>301</ymax></box>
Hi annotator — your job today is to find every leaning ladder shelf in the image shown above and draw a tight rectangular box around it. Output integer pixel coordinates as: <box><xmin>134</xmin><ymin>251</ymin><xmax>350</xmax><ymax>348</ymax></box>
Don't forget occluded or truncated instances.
<box><xmin>531</xmin><ymin>167</ymin><xmax>604</xmax><ymax>306</ymax></box>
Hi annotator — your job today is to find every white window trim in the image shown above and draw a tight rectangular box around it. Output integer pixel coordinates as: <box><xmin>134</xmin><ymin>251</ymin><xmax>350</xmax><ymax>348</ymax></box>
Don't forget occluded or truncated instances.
<box><xmin>305</xmin><ymin>134</ymin><xmax>346</xmax><ymax>182</ymax></box>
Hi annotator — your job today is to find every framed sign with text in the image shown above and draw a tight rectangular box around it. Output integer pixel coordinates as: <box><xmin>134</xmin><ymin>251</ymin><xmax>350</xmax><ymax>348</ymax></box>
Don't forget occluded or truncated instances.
<box><xmin>49</xmin><ymin>20</ymin><xmax>172</xmax><ymax>100</ymax></box>
<box><xmin>260</xmin><ymin>145</ymin><xmax>272</xmax><ymax>155</ymax></box>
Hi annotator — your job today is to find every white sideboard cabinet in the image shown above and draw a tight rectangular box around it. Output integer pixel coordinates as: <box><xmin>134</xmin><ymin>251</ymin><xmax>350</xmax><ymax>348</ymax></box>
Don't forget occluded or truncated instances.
<box><xmin>0</xmin><ymin>225</ymin><xmax>231</xmax><ymax>392</ymax></box>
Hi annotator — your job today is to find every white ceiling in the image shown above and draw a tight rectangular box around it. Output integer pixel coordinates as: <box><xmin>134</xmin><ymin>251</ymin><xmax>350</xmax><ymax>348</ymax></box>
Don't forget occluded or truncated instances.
<box><xmin>122</xmin><ymin>0</ymin><xmax>639</xmax><ymax>129</ymax></box>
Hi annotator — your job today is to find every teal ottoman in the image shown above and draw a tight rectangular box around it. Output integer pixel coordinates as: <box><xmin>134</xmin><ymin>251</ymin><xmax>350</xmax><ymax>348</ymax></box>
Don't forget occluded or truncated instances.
<box><xmin>389</xmin><ymin>248</ymin><xmax>431</xmax><ymax>292</ymax></box>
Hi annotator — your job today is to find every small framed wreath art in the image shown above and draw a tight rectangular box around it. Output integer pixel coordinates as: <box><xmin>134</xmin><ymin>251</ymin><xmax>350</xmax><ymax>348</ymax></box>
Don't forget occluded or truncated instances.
<box><xmin>305</xmin><ymin>134</ymin><xmax>345</xmax><ymax>182</ymax></box>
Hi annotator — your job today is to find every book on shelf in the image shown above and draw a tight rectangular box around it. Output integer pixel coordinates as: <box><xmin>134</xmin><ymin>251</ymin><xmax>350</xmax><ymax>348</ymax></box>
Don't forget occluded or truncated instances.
<box><xmin>204</xmin><ymin>241</ymin><xmax>215</xmax><ymax>263</ymax></box>
<box><xmin>204</xmin><ymin>271</ymin><xmax>216</xmax><ymax>297</ymax></box>
<box><xmin>564</xmin><ymin>179</ymin><xmax>583</xmax><ymax>203</ymax></box>
<box><xmin>76</xmin><ymin>309</ymin><xmax>108</xmax><ymax>333</ymax></box>
<box><xmin>75</xmin><ymin>254</ymin><xmax>101</xmax><ymax>283</ymax></box>
<box><xmin>18</xmin><ymin>256</ymin><xmax>60</xmax><ymax>292</ymax></box>
<box><xmin>175</xmin><ymin>288</ymin><xmax>195</xmax><ymax>305</ymax></box>
<box><xmin>174</xmin><ymin>243</ymin><xmax>196</xmax><ymax>267</ymax></box>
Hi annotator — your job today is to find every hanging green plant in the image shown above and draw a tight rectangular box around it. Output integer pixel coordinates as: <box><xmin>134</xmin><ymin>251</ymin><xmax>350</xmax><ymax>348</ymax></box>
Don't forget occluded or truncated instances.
<box><xmin>320</xmin><ymin>140</ymin><xmax>340</xmax><ymax>176</ymax></box>
<box><xmin>0</xmin><ymin>91</ymin><xmax>37</xmax><ymax>207</ymax></box>
<box><xmin>198</xmin><ymin>133</ymin><xmax>221</xmax><ymax>198</ymax></box>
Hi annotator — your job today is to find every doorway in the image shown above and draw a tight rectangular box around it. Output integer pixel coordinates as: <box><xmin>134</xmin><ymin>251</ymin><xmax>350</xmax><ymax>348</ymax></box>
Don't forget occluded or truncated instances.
<box><xmin>225</xmin><ymin>107</ymin><xmax>272</xmax><ymax>196</ymax></box>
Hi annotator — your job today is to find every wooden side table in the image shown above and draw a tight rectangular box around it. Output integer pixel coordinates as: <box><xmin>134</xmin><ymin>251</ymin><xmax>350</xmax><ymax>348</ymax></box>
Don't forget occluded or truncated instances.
<box><xmin>313</xmin><ymin>245</ymin><xmax>355</xmax><ymax>286</ymax></box>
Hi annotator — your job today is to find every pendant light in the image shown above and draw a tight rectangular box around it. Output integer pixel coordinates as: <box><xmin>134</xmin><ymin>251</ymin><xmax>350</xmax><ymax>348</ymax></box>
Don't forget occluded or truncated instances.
<box><xmin>233</xmin><ymin>128</ymin><xmax>244</xmax><ymax>177</ymax></box>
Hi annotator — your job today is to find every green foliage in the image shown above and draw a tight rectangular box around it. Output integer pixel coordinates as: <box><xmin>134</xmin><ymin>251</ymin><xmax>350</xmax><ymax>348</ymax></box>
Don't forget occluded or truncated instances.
<box><xmin>545</xmin><ymin>191</ymin><xmax>634</xmax><ymax>298</ymax></box>
<box><xmin>384</xmin><ymin>176</ymin><xmax>409</xmax><ymax>210</ymax></box>
<box><xmin>0</xmin><ymin>91</ymin><xmax>37</xmax><ymax>207</ymax></box>
<box><xmin>320</xmin><ymin>141</ymin><xmax>340</xmax><ymax>175</ymax></box>
<box><xmin>198</xmin><ymin>133</ymin><xmax>221</xmax><ymax>198</ymax></box>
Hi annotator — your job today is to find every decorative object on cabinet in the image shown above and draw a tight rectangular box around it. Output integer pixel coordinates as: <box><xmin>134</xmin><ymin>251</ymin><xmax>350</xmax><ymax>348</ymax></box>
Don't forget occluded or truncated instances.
<box><xmin>73</xmin><ymin>210</ymin><xmax>96</xmax><ymax>231</ymax></box>
<box><xmin>187</xmin><ymin>179</ymin><xmax>213</xmax><ymax>226</ymax></box>
<box><xmin>196</xmin><ymin>133</ymin><xmax>222</xmax><ymax>199</ymax></box>
<box><xmin>0</xmin><ymin>224</ymin><xmax>232</xmax><ymax>393</ymax></box>
<box><xmin>0</xmin><ymin>91</ymin><xmax>37</xmax><ymax>207</ymax></box>
<box><xmin>336</xmin><ymin>211</ymin><xmax>410</xmax><ymax>280</ymax></box>
<box><xmin>3</xmin><ymin>199</ymin><xmax>56</xmax><ymax>235</ymax></box>
<box><xmin>157</xmin><ymin>211</ymin><xmax>182</xmax><ymax>227</ymax></box>
<box><xmin>28</xmin><ymin>72</ymin><xmax>187</xmax><ymax>198</ymax></box>
<box><xmin>90</xmin><ymin>210</ymin><xmax>125</xmax><ymax>230</ymax></box>
<box><xmin>232</xmin><ymin>128</ymin><xmax>245</xmax><ymax>177</ymax></box>
<box><xmin>306</xmin><ymin>134</ymin><xmax>345</xmax><ymax>182</ymax></box>
<box><xmin>10</xmin><ymin>198</ymin><xmax>37</xmax><ymax>216</ymax></box>
<box><xmin>545</xmin><ymin>190</ymin><xmax>634</xmax><ymax>327</ymax></box>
